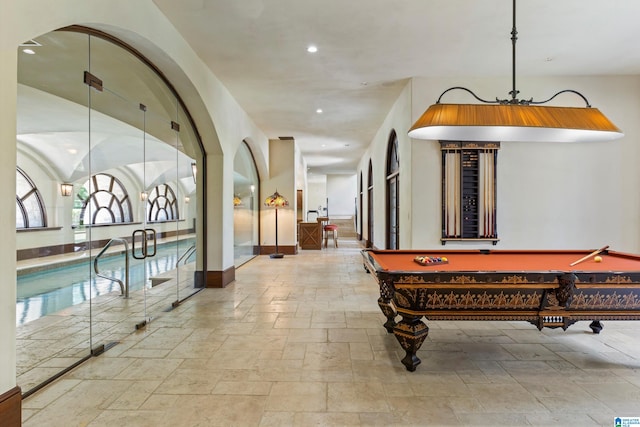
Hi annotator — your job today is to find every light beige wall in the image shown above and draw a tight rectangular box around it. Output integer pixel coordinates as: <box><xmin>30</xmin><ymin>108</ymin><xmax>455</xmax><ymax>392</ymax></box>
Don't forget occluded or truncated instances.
<box><xmin>326</xmin><ymin>174</ymin><xmax>357</xmax><ymax>218</ymax></box>
<box><xmin>1</xmin><ymin>0</ymin><xmax>271</xmax><ymax>392</ymax></box>
<box><xmin>0</xmin><ymin>46</ymin><xmax>18</xmax><ymax>393</ymax></box>
<box><xmin>357</xmin><ymin>81</ymin><xmax>413</xmax><ymax>249</ymax></box>
<box><xmin>360</xmin><ymin>74</ymin><xmax>640</xmax><ymax>252</ymax></box>
<box><xmin>261</xmin><ymin>139</ymin><xmax>297</xmax><ymax>247</ymax></box>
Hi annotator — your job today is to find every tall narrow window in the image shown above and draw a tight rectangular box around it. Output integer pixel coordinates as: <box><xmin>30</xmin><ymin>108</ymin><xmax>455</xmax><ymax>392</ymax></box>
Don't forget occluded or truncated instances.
<box><xmin>16</xmin><ymin>167</ymin><xmax>47</xmax><ymax>229</ymax></box>
<box><xmin>358</xmin><ymin>172</ymin><xmax>363</xmax><ymax>241</ymax></box>
<box><xmin>367</xmin><ymin>160</ymin><xmax>374</xmax><ymax>248</ymax></box>
<box><xmin>441</xmin><ymin>141</ymin><xmax>499</xmax><ymax>244</ymax></box>
<box><xmin>386</xmin><ymin>131</ymin><xmax>400</xmax><ymax>249</ymax></box>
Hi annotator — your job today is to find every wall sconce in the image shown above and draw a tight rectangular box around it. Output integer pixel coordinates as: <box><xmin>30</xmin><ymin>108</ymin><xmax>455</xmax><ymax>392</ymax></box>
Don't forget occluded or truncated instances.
<box><xmin>60</xmin><ymin>183</ymin><xmax>73</xmax><ymax>197</ymax></box>
<box><xmin>233</xmin><ymin>194</ymin><xmax>242</xmax><ymax>207</ymax></box>
<box><xmin>250</xmin><ymin>184</ymin><xmax>255</xmax><ymax>194</ymax></box>
<box><xmin>140</xmin><ymin>191</ymin><xmax>148</xmax><ymax>201</ymax></box>
<box><xmin>184</xmin><ymin>196</ymin><xmax>190</xmax><ymax>204</ymax></box>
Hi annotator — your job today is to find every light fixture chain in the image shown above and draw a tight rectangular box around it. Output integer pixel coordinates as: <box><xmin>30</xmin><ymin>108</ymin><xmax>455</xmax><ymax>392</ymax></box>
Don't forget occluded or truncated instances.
<box><xmin>510</xmin><ymin>0</ymin><xmax>518</xmax><ymax>102</ymax></box>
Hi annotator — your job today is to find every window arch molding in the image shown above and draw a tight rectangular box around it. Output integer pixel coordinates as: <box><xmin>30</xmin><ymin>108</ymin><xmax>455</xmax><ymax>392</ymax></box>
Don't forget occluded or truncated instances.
<box><xmin>78</xmin><ymin>173</ymin><xmax>133</xmax><ymax>225</ymax></box>
<box><xmin>147</xmin><ymin>183</ymin><xmax>179</xmax><ymax>222</ymax></box>
<box><xmin>16</xmin><ymin>167</ymin><xmax>47</xmax><ymax>229</ymax></box>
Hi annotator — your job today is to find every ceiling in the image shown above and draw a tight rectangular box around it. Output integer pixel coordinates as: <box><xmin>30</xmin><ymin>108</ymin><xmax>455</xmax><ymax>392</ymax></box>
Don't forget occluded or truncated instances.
<box><xmin>150</xmin><ymin>0</ymin><xmax>640</xmax><ymax>176</ymax></box>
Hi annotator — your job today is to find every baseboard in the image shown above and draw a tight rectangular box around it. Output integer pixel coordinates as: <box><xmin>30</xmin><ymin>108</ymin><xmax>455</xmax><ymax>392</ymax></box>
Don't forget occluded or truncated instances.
<box><xmin>259</xmin><ymin>245</ymin><xmax>298</xmax><ymax>256</ymax></box>
<box><xmin>0</xmin><ymin>386</ymin><xmax>21</xmax><ymax>427</ymax></box>
<box><xmin>195</xmin><ymin>267</ymin><xmax>236</xmax><ymax>288</ymax></box>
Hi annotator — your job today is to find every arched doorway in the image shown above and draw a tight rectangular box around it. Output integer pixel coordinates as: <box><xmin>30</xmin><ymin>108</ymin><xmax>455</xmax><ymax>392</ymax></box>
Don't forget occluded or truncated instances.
<box><xmin>15</xmin><ymin>27</ymin><xmax>204</xmax><ymax>397</ymax></box>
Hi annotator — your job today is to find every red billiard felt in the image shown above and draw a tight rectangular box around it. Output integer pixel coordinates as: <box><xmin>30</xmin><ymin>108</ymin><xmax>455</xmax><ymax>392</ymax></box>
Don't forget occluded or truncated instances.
<box><xmin>369</xmin><ymin>249</ymin><xmax>640</xmax><ymax>273</ymax></box>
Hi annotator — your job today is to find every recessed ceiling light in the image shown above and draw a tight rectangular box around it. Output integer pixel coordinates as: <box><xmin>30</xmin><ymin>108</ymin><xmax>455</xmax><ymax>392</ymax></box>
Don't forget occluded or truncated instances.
<box><xmin>22</xmin><ymin>49</ymin><xmax>35</xmax><ymax>55</ymax></box>
<box><xmin>321</xmin><ymin>144</ymin><xmax>326</xmax><ymax>147</ymax></box>
<box><xmin>307</xmin><ymin>45</ymin><xmax>318</xmax><ymax>53</ymax></box>
<box><xmin>316</xmin><ymin>108</ymin><xmax>323</xmax><ymax>114</ymax></box>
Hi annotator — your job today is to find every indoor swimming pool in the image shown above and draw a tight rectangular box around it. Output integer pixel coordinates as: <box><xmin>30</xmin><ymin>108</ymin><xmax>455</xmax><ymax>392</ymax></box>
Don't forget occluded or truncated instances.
<box><xmin>16</xmin><ymin>239</ymin><xmax>195</xmax><ymax>326</ymax></box>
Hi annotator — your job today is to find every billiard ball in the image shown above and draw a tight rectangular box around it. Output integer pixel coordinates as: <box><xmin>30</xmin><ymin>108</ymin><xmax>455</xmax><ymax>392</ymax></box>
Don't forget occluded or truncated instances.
<box><xmin>594</xmin><ymin>255</ymin><xmax>602</xmax><ymax>263</ymax></box>
<box><xmin>441</xmin><ymin>256</ymin><xmax>448</xmax><ymax>262</ymax></box>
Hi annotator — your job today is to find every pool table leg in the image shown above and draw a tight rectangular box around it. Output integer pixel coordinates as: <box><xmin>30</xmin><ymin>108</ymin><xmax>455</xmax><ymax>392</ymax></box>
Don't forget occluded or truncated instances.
<box><xmin>589</xmin><ymin>320</ymin><xmax>603</xmax><ymax>334</ymax></box>
<box><xmin>377</xmin><ymin>278</ymin><xmax>397</xmax><ymax>333</ymax></box>
<box><xmin>377</xmin><ymin>297</ymin><xmax>397</xmax><ymax>333</ymax></box>
<box><xmin>393</xmin><ymin>313</ymin><xmax>429</xmax><ymax>372</ymax></box>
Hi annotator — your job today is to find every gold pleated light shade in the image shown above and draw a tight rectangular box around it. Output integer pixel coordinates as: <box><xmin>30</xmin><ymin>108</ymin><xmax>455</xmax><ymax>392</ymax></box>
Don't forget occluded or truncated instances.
<box><xmin>408</xmin><ymin>104</ymin><xmax>623</xmax><ymax>142</ymax></box>
<box><xmin>264</xmin><ymin>190</ymin><xmax>289</xmax><ymax>208</ymax></box>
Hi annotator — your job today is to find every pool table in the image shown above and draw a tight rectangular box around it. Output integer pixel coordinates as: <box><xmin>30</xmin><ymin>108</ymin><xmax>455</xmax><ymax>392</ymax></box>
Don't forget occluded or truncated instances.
<box><xmin>362</xmin><ymin>248</ymin><xmax>640</xmax><ymax>371</ymax></box>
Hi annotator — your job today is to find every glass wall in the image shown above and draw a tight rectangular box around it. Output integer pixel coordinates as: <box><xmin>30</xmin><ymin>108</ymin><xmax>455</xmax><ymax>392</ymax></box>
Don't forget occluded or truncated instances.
<box><xmin>16</xmin><ymin>28</ymin><xmax>202</xmax><ymax>396</ymax></box>
<box><xmin>233</xmin><ymin>141</ymin><xmax>260</xmax><ymax>266</ymax></box>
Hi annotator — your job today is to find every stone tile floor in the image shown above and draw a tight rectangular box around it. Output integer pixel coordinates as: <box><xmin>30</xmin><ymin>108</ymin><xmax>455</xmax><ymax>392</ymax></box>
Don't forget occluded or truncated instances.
<box><xmin>22</xmin><ymin>239</ymin><xmax>640</xmax><ymax>426</ymax></box>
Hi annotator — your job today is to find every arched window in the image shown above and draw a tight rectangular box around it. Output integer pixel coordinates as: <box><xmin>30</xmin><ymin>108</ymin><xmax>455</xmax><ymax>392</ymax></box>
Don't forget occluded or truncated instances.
<box><xmin>147</xmin><ymin>184</ymin><xmax>178</xmax><ymax>222</ymax></box>
<box><xmin>16</xmin><ymin>167</ymin><xmax>47</xmax><ymax>229</ymax></box>
<box><xmin>367</xmin><ymin>159</ymin><xmax>374</xmax><ymax>248</ymax></box>
<box><xmin>78</xmin><ymin>173</ymin><xmax>133</xmax><ymax>225</ymax></box>
<box><xmin>386</xmin><ymin>130</ymin><xmax>400</xmax><ymax>249</ymax></box>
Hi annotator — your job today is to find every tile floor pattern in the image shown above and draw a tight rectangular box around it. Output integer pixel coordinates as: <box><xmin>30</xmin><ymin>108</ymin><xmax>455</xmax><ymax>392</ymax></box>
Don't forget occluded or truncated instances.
<box><xmin>21</xmin><ymin>239</ymin><xmax>640</xmax><ymax>426</ymax></box>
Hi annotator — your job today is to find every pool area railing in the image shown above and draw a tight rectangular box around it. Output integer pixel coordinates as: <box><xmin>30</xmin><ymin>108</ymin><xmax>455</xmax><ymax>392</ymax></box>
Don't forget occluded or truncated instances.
<box><xmin>176</xmin><ymin>244</ymin><xmax>196</xmax><ymax>268</ymax></box>
<box><xmin>94</xmin><ymin>238</ymin><xmax>130</xmax><ymax>298</ymax></box>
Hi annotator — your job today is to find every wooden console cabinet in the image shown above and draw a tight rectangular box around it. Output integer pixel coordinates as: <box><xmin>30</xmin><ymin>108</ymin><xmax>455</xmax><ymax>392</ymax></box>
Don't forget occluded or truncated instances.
<box><xmin>298</xmin><ymin>222</ymin><xmax>322</xmax><ymax>249</ymax></box>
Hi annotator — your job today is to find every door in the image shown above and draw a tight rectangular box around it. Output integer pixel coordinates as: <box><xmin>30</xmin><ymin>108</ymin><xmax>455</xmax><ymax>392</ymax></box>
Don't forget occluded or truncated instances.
<box><xmin>15</xmin><ymin>29</ymin><xmax>200</xmax><ymax>396</ymax></box>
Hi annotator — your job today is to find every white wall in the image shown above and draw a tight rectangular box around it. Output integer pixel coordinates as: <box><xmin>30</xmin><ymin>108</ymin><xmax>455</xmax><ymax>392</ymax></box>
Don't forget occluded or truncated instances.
<box><xmin>1</xmin><ymin>0</ymin><xmax>272</xmax><ymax>393</ymax></box>
<box><xmin>359</xmin><ymin>74</ymin><xmax>640</xmax><ymax>252</ymax></box>
<box><xmin>0</xmin><ymin>44</ymin><xmax>18</xmax><ymax>394</ymax></box>
<box><xmin>261</xmin><ymin>139</ymin><xmax>296</xmax><ymax>247</ymax></box>
<box><xmin>327</xmin><ymin>174</ymin><xmax>357</xmax><ymax>219</ymax></box>
<box><xmin>306</xmin><ymin>176</ymin><xmax>327</xmax><ymax>218</ymax></box>
<box><xmin>357</xmin><ymin>81</ymin><xmax>413</xmax><ymax>248</ymax></box>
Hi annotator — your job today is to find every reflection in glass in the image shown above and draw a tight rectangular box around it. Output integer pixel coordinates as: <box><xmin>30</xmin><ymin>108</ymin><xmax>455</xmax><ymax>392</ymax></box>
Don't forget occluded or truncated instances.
<box><xmin>16</xmin><ymin>28</ymin><xmax>202</xmax><ymax>396</ymax></box>
<box><xmin>233</xmin><ymin>142</ymin><xmax>259</xmax><ymax>266</ymax></box>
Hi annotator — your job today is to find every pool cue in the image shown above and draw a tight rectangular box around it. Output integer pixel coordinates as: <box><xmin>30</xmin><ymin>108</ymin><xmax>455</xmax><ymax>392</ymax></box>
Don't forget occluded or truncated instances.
<box><xmin>445</xmin><ymin>152</ymin><xmax>449</xmax><ymax>237</ymax></box>
<box><xmin>570</xmin><ymin>245</ymin><xmax>609</xmax><ymax>266</ymax></box>
<box><xmin>484</xmin><ymin>151</ymin><xmax>488</xmax><ymax>237</ymax></box>
<box><xmin>454</xmin><ymin>152</ymin><xmax>458</xmax><ymax>237</ymax></box>
<box><xmin>484</xmin><ymin>151</ymin><xmax>489</xmax><ymax>237</ymax></box>
<box><xmin>491</xmin><ymin>150</ymin><xmax>496</xmax><ymax>237</ymax></box>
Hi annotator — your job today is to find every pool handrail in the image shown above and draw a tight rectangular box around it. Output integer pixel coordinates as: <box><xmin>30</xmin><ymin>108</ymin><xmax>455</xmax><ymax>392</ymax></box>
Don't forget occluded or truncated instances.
<box><xmin>176</xmin><ymin>244</ymin><xmax>196</xmax><ymax>268</ymax></box>
<box><xmin>93</xmin><ymin>238</ymin><xmax>130</xmax><ymax>298</ymax></box>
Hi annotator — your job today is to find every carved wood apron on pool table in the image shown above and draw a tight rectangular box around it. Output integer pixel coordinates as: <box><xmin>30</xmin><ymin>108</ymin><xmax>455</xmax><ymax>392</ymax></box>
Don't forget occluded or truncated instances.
<box><xmin>362</xmin><ymin>249</ymin><xmax>640</xmax><ymax>372</ymax></box>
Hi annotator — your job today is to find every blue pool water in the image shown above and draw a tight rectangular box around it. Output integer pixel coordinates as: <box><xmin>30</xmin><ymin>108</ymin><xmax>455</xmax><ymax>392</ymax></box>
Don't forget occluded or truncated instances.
<box><xmin>16</xmin><ymin>239</ymin><xmax>195</xmax><ymax>325</ymax></box>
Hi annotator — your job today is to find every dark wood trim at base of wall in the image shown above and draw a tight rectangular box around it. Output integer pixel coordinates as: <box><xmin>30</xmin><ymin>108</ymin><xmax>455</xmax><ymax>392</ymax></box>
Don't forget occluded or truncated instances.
<box><xmin>0</xmin><ymin>386</ymin><xmax>21</xmax><ymax>427</ymax></box>
<box><xmin>195</xmin><ymin>267</ymin><xmax>236</xmax><ymax>288</ymax></box>
<box><xmin>259</xmin><ymin>245</ymin><xmax>298</xmax><ymax>256</ymax></box>
<box><xmin>17</xmin><ymin>228</ymin><xmax>195</xmax><ymax>261</ymax></box>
